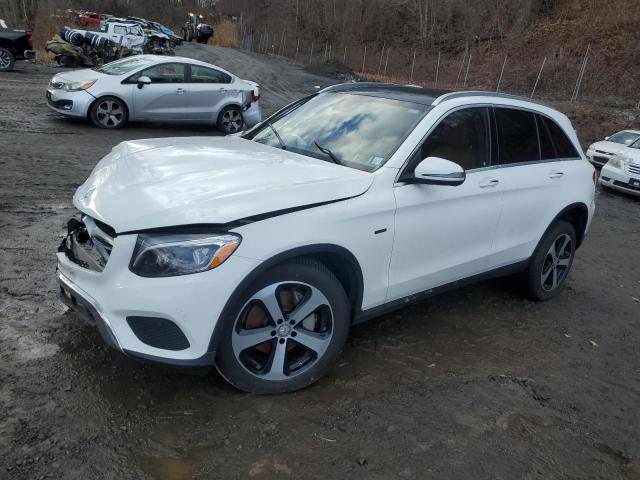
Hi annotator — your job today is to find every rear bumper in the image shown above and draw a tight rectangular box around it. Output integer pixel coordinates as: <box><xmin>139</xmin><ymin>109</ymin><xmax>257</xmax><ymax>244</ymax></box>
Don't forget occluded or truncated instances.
<box><xmin>22</xmin><ymin>49</ymin><xmax>36</xmax><ymax>60</ymax></box>
<box><xmin>243</xmin><ymin>101</ymin><xmax>262</xmax><ymax>128</ymax></box>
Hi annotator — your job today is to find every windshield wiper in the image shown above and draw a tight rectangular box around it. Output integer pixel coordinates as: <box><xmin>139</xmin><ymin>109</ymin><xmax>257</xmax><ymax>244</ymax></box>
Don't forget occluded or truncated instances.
<box><xmin>267</xmin><ymin>122</ymin><xmax>286</xmax><ymax>150</ymax></box>
<box><xmin>314</xmin><ymin>140</ymin><xmax>342</xmax><ymax>165</ymax></box>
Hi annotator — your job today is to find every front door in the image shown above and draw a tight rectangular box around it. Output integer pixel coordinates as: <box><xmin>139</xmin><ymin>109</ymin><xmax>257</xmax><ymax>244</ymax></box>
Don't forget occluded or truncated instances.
<box><xmin>388</xmin><ymin>107</ymin><xmax>504</xmax><ymax>300</ymax></box>
<box><xmin>132</xmin><ymin>63</ymin><xmax>188</xmax><ymax>120</ymax></box>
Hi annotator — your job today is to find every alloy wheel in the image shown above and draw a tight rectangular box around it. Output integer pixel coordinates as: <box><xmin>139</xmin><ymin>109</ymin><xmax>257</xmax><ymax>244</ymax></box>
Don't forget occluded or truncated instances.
<box><xmin>220</xmin><ymin>109</ymin><xmax>243</xmax><ymax>133</ymax></box>
<box><xmin>231</xmin><ymin>282</ymin><xmax>334</xmax><ymax>381</ymax></box>
<box><xmin>95</xmin><ymin>100</ymin><xmax>125</xmax><ymax>128</ymax></box>
<box><xmin>0</xmin><ymin>50</ymin><xmax>11</xmax><ymax>70</ymax></box>
<box><xmin>540</xmin><ymin>233</ymin><xmax>573</xmax><ymax>291</ymax></box>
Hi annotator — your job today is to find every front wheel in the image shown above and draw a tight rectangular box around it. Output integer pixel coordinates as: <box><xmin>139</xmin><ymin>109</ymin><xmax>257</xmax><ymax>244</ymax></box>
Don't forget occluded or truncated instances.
<box><xmin>215</xmin><ymin>260</ymin><xmax>351</xmax><ymax>394</ymax></box>
<box><xmin>521</xmin><ymin>220</ymin><xmax>576</xmax><ymax>301</ymax></box>
<box><xmin>0</xmin><ymin>47</ymin><xmax>16</xmax><ymax>72</ymax></box>
<box><xmin>89</xmin><ymin>96</ymin><xmax>128</xmax><ymax>129</ymax></box>
<box><xmin>217</xmin><ymin>106</ymin><xmax>244</xmax><ymax>134</ymax></box>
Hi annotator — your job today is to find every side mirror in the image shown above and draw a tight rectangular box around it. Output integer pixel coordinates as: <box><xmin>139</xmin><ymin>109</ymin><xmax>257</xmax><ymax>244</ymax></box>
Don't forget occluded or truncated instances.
<box><xmin>137</xmin><ymin>76</ymin><xmax>151</xmax><ymax>89</ymax></box>
<box><xmin>404</xmin><ymin>157</ymin><xmax>465</xmax><ymax>186</ymax></box>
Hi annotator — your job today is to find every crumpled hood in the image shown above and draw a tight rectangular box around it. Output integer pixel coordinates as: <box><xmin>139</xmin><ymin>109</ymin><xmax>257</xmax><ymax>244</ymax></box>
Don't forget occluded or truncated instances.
<box><xmin>73</xmin><ymin>136</ymin><xmax>373</xmax><ymax>233</ymax></box>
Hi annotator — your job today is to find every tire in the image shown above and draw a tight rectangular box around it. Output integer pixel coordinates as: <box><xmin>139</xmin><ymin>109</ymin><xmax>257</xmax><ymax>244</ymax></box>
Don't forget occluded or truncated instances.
<box><xmin>89</xmin><ymin>96</ymin><xmax>128</xmax><ymax>129</ymax></box>
<box><xmin>0</xmin><ymin>47</ymin><xmax>16</xmax><ymax>72</ymax></box>
<box><xmin>217</xmin><ymin>105</ymin><xmax>244</xmax><ymax>134</ymax></box>
<box><xmin>215</xmin><ymin>259</ymin><xmax>351</xmax><ymax>394</ymax></box>
<box><xmin>521</xmin><ymin>220</ymin><xmax>576</xmax><ymax>301</ymax></box>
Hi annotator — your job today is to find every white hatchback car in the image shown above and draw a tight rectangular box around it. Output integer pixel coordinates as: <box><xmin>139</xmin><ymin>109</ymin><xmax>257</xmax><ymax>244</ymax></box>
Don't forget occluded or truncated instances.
<box><xmin>56</xmin><ymin>84</ymin><xmax>596</xmax><ymax>393</ymax></box>
<box><xmin>585</xmin><ymin>129</ymin><xmax>640</xmax><ymax>167</ymax></box>
<box><xmin>46</xmin><ymin>55</ymin><xmax>261</xmax><ymax>133</ymax></box>
<box><xmin>599</xmin><ymin>138</ymin><xmax>640</xmax><ymax>196</ymax></box>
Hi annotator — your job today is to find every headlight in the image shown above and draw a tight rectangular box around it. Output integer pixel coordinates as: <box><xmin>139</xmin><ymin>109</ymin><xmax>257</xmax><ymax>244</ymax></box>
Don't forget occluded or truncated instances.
<box><xmin>63</xmin><ymin>80</ymin><xmax>97</xmax><ymax>91</ymax></box>
<box><xmin>130</xmin><ymin>232</ymin><xmax>241</xmax><ymax>277</ymax></box>
<box><xmin>607</xmin><ymin>156</ymin><xmax>625</xmax><ymax>169</ymax></box>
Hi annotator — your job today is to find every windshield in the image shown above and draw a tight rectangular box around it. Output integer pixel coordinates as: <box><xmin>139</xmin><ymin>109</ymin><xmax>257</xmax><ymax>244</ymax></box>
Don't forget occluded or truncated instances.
<box><xmin>607</xmin><ymin>131</ymin><xmax>640</xmax><ymax>145</ymax></box>
<box><xmin>249</xmin><ymin>92</ymin><xmax>428</xmax><ymax>171</ymax></box>
<box><xmin>95</xmin><ymin>56</ymin><xmax>154</xmax><ymax>75</ymax></box>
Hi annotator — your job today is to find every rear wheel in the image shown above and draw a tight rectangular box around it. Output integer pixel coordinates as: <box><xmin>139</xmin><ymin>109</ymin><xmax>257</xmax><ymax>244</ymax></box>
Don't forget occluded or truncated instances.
<box><xmin>0</xmin><ymin>48</ymin><xmax>16</xmax><ymax>72</ymax></box>
<box><xmin>217</xmin><ymin>106</ymin><xmax>244</xmax><ymax>134</ymax></box>
<box><xmin>90</xmin><ymin>96</ymin><xmax>128</xmax><ymax>129</ymax></box>
<box><xmin>216</xmin><ymin>260</ymin><xmax>351</xmax><ymax>394</ymax></box>
<box><xmin>521</xmin><ymin>221</ymin><xmax>576</xmax><ymax>301</ymax></box>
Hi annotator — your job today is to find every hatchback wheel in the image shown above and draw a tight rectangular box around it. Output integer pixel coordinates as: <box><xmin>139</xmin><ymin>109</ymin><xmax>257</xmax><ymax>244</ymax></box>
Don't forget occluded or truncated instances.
<box><xmin>217</xmin><ymin>106</ymin><xmax>244</xmax><ymax>134</ymax></box>
<box><xmin>522</xmin><ymin>220</ymin><xmax>576</xmax><ymax>301</ymax></box>
<box><xmin>90</xmin><ymin>96</ymin><xmax>128</xmax><ymax>129</ymax></box>
<box><xmin>0</xmin><ymin>47</ymin><xmax>16</xmax><ymax>72</ymax></box>
<box><xmin>216</xmin><ymin>260</ymin><xmax>350</xmax><ymax>394</ymax></box>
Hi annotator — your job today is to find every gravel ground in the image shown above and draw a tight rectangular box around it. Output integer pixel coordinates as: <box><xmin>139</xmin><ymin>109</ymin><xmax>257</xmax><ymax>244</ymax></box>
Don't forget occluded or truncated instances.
<box><xmin>0</xmin><ymin>43</ymin><xmax>639</xmax><ymax>480</ymax></box>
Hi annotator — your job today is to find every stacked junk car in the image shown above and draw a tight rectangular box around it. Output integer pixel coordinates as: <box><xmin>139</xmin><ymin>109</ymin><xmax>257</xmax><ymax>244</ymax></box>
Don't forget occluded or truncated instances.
<box><xmin>45</xmin><ymin>16</ymin><xmax>177</xmax><ymax>67</ymax></box>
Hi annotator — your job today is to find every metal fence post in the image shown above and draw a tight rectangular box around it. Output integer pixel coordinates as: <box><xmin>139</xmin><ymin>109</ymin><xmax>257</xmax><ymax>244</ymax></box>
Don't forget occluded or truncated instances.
<box><xmin>434</xmin><ymin>51</ymin><xmax>441</xmax><ymax>87</ymax></box>
<box><xmin>343</xmin><ymin>46</ymin><xmax>347</xmax><ymax>64</ymax></box>
<box><xmin>295</xmin><ymin>38</ymin><xmax>300</xmax><ymax>62</ymax></box>
<box><xmin>309</xmin><ymin>41</ymin><xmax>314</xmax><ymax>64</ymax></box>
<box><xmin>361</xmin><ymin>45</ymin><xmax>367</xmax><ymax>74</ymax></box>
<box><xmin>410</xmin><ymin>50</ymin><xmax>416</xmax><ymax>81</ymax></box>
<box><xmin>496</xmin><ymin>54</ymin><xmax>507</xmax><ymax>91</ymax></box>
<box><xmin>378</xmin><ymin>41</ymin><xmax>386</xmax><ymax>75</ymax></box>
<box><xmin>384</xmin><ymin>48</ymin><xmax>390</xmax><ymax>77</ymax></box>
<box><xmin>531</xmin><ymin>56</ymin><xmax>547</xmax><ymax>98</ymax></box>
<box><xmin>463</xmin><ymin>53</ymin><xmax>472</xmax><ymax>87</ymax></box>
<box><xmin>455</xmin><ymin>50</ymin><xmax>467</xmax><ymax>88</ymax></box>
<box><xmin>571</xmin><ymin>45</ymin><xmax>590</xmax><ymax>102</ymax></box>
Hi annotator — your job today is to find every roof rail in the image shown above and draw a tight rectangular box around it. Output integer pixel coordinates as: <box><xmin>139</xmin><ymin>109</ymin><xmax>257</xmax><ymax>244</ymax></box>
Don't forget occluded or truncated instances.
<box><xmin>433</xmin><ymin>91</ymin><xmax>553</xmax><ymax>108</ymax></box>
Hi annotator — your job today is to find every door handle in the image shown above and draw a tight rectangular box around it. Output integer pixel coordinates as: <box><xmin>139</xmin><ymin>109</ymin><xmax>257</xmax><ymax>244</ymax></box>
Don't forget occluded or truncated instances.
<box><xmin>549</xmin><ymin>170</ymin><xmax>564</xmax><ymax>179</ymax></box>
<box><xmin>479</xmin><ymin>178</ymin><xmax>499</xmax><ymax>188</ymax></box>
<box><xmin>175</xmin><ymin>88</ymin><xmax>186</xmax><ymax>94</ymax></box>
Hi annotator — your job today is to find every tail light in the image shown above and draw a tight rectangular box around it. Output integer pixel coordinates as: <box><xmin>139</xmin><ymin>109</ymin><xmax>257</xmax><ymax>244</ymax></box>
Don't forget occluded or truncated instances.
<box><xmin>251</xmin><ymin>90</ymin><xmax>260</xmax><ymax>102</ymax></box>
<box><xmin>26</xmin><ymin>31</ymin><xmax>33</xmax><ymax>48</ymax></box>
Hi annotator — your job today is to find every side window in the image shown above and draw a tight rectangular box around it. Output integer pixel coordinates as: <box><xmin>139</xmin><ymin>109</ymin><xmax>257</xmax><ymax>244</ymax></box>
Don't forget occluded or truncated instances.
<box><xmin>139</xmin><ymin>63</ymin><xmax>186</xmax><ymax>83</ymax></box>
<box><xmin>541</xmin><ymin>116</ymin><xmax>579</xmax><ymax>158</ymax></box>
<box><xmin>536</xmin><ymin>114</ymin><xmax>556</xmax><ymax>160</ymax></box>
<box><xmin>113</xmin><ymin>25</ymin><xmax>126</xmax><ymax>34</ymax></box>
<box><xmin>495</xmin><ymin>107</ymin><xmax>539</xmax><ymax>164</ymax></box>
<box><xmin>190</xmin><ymin>65</ymin><xmax>232</xmax><ymax>84</ymax></box>
<box><xmin>417</xmin><ymin>107</ymin><xmax>490</xmax><ymax>171</ymax></box>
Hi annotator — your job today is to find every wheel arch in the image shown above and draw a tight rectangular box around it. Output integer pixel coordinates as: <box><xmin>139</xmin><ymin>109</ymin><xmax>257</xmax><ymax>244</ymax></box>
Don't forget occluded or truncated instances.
<box><xmin>547</xmin><ymin>202</ymin><xmax>589</xmax><ymax>248</ymax></box>
<box><xmin>208</xmin><ymin>244</ymin><xmax>364</xmax><ymax>353</ymax></box>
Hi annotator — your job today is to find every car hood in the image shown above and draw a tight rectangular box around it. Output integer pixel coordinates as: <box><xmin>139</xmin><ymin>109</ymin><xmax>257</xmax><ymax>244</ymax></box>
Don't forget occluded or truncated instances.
<box><xmin>73</xmin><ymin>136</ymin><xmax>373</xmax><ymax>233</ymax></box>
<box><xmin>52</xmin><ymin>68</ymin><xmax>108</xmax><ymax>84</ymax></box>
<box><xmin>590</xmin><ymin>140</ymin><xmax>627</xmax><ymax>154</ymax></box>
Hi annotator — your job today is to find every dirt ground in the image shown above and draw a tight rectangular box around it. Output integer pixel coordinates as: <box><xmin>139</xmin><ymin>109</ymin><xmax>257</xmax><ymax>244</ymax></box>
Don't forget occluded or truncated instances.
<box><xmin>1</xmin><ymin>43</ymin><xmax>639</xmax><ymax>480</ymax></box>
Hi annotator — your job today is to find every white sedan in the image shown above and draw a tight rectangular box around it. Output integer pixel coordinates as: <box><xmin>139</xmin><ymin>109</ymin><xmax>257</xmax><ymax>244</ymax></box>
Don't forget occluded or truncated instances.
<box><xmin>599</xmin><ymin>138</ymin><xmax>640</xmax><ymax>196</ymax></box>
<box><xmin>585</xmin><ymin>129</ymin><xmax>640</xmax><ymax>167</ymax></box>
<box><xmin>46</xmin><ymin>55</ymin><xmax>261</xmax><ymax>133</ymax></box>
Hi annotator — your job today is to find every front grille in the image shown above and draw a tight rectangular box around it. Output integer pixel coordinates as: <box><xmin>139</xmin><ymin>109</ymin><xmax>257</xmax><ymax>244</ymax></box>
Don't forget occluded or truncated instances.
<box><xmin>59</xmin><ymin>216</ymin><xmax>113</xmax><ymax>272</ymax></box>
<box><xmin>627</xmin><ymin>163</ymin><xmax>640</xmax><ymax>175</ymax></box>
<box><xmin>595</xmin><ymin>150</ymin><xmax>612</xmax><ymax>155</ymax></box>
<box><xmin>592</xmin><ymin>156</ymin><xmax>608</xmax><ymax>164</ymax></box>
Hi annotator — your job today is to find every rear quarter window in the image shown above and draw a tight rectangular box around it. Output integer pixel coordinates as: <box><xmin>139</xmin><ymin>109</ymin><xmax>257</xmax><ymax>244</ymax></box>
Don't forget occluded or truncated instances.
<box><xmin>540</xmin><ymin>116</ymin><xmax>579</xmax><ymax>158</ymax></box>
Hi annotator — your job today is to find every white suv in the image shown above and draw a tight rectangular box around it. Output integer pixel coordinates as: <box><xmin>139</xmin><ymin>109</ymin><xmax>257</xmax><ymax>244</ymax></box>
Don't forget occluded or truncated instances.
<box><xmin>56</xmin><ymin>84</ymin><xmax>596</xmax><ymax>393</ymax></box>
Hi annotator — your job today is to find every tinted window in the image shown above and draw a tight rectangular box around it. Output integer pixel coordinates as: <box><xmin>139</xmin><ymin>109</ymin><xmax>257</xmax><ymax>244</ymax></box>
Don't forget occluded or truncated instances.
<box><xmin>495</xmin><ymin>108</ymin><xmax>539</xmax><ymax>164</ymax></box>
<box><xmin>536</xmin><ymin>115</ymin><xmax>556</xmax><ymax>160</ymax></box>
<box><xmin>140</xmin><ymin>63</ymin><xmax>185</xmax><ymax>83</ymax></box>
<box><xmin>191</xmin><ymin>65</ymin><xmax>232</xmax><ymax>84</ymax></box>
<box><xmin>541</xmin><ymin>116</ymin><xmax>579</xmax><ymax>158</ymax></box>
<box><xmin>419</xmin><ymin>107</ymin><xmax>490</xmax><ymax>170</ymax></box>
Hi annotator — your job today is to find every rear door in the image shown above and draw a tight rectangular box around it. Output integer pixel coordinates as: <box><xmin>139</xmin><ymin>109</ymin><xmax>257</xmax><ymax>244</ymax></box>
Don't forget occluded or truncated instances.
<box><xmin>185</xmin><ymin>64</ymin><xmax>236</xmax><ymax>121</ymax></box>
<box><xmin>487</xmin><ymin>107</ymin><xmax>582</xmax><ymax>267</ymax></box>
<box><xmin>388</xmin><ymin>107</ymin><xmax>504</xmax><ymax>300</ymax></box>
<box><xmin>131</xmin><ymin>63</ymin><xmax>188</xmax><ymax>120</ymax></box>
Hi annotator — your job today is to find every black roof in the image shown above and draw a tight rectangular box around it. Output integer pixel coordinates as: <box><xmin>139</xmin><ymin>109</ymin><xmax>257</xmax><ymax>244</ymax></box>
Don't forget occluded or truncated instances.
<box><xmin>323</xmin><ymin>82</ymin><xmax>451</xmax><ymax>105</ymax></box>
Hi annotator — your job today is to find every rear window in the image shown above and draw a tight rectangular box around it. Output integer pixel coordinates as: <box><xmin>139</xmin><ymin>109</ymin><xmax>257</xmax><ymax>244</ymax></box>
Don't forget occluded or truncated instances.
<box><xmin>540</xmin><ymin>116</ymin><xmax>579</xmax><ymax>158</ymax></box>
<box><xmin>495</xmin><ymin>108</ymin><xmax>539</xmax><ymax>164</ymax></box>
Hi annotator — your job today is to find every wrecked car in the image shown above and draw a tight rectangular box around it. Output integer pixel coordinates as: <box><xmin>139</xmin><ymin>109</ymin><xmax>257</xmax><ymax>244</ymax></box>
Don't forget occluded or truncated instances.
<box><xmin>46</xmin><ymin>55</ymin><xmax>261</xmax><ymax>132</ymax></box>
